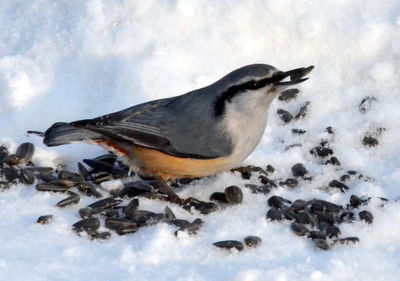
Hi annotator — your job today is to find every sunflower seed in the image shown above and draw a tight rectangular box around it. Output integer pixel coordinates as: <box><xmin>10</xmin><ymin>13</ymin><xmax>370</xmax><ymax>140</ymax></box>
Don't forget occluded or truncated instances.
<box><xmin>213</xmin><ymin>240</ymin><xmax>244</xmax><ymax>251</ymax></box>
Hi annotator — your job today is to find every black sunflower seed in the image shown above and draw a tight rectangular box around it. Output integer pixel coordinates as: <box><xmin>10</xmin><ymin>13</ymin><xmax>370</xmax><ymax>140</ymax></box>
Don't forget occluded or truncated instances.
<box><xmin>213</xmin><ymin>240</ymin><xmax>244</xmax><ymax>251</ymax></box>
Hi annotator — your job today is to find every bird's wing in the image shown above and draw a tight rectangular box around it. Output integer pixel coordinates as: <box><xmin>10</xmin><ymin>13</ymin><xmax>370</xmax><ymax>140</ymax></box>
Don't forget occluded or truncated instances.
<box><xmin>70</xmin><ymin>94</ymin><xmax>233</xmax><ymax>159</ymax></box>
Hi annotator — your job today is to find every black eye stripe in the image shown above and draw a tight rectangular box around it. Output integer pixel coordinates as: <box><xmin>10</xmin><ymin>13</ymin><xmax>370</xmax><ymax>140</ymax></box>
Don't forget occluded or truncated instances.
<box><xmin>213</xmin><ymin>75</ymin><xmax>279</xmax><ymax>117</ymax></box>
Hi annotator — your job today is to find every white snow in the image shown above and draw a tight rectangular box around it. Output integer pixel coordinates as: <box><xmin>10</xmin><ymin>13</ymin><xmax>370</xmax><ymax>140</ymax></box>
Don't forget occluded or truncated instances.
<box><xmin>1</xmin><ymin>0</ymin><xmax>400</xmax><ymax>280</ymax></box>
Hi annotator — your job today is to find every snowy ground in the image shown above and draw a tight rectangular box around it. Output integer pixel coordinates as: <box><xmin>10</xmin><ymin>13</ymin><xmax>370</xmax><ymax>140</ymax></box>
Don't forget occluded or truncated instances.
<box><xmin>1</xmin><ymin>0</ymin><xmax>400</xmax><ymax>280</ymax></box>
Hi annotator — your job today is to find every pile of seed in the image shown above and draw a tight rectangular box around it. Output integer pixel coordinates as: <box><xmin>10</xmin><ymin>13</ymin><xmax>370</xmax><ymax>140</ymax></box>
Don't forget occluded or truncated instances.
<box><xmin>0</xmin><ymin>136</ymin><xmax>382</xmax><ymax>251</ymax></box>
<box><xmin>265</xmin><ymin>194</ymin><xmax>378</xmax><ymax>250</ymax></box>
<box><xmin>1</xmin><ymin>142</ymin><xmax>219</xmax><ymax>240</ymax></box>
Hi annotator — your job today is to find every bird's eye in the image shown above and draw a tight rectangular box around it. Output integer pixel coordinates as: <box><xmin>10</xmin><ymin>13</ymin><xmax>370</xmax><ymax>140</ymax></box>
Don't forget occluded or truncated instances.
<box><xmin>253</xmin><ymin>81</ymin><xmax>258</xmax><ymax>87</ymax></box>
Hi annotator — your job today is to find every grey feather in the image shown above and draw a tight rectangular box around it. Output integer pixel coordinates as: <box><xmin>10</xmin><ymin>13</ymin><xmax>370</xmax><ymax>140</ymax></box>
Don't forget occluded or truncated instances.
<box><xmin>43</xmin><ymin>122</ymin><xmax>103</xmax><ymax>146</ymax></box>
<box><xmin>47</xmin><ymin>64</ymin><xmax>277</xmax><ymax>159</ymax></box>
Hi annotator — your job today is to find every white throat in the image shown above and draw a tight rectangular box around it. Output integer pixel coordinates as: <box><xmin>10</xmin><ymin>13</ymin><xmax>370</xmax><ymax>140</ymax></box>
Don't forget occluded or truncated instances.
<box><xmin>222</xmin><ymin>89</ymin><xmax>275</xmax><ymax>165</ymax></box>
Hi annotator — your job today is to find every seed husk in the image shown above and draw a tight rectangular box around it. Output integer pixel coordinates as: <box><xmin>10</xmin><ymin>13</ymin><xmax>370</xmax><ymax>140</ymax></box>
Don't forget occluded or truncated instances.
<box><xmin>244</xmin><ymin>236</ymin><xmax>262</xmax><ymax>248</ymax></box>
<box><xmin>224</xmin><ymin>185</ymin><xmax>243</xmax><ymax>205</ymax></box>
<box><xmin>72</xmin><ymin>217</ymin><xmax>100</xmax><ymax>233</ymax></box>
<box><xmin>36</xmin><ymin>184</ymin><xmax>68</xmax><ymax>193</ymax></box>
<box><xmin>213</xmin><ymin>240</ymin><xmax>244</xmax><ymax>251</ymax></box>
<box><xmin>56</xmin><ymin>191</ymin><xmax>80</xmax><ymax>207</ymax></box>
<box><xmin>16</xmin><ymin>142</ymin><xmax>35</xmax><ymax>163</ymax></box>
<box><xmin>37</xmin><ymin>215</ymin><xmax>53</xmax><ymax>224</ymax></box>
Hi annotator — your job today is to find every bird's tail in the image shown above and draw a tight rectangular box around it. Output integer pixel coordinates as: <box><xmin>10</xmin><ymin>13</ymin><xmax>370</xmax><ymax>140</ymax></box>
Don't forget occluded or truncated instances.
<box><xmin>43</xmin><ymin>122</ymin><xmax>102</xmax><ymax>147</ymax></box>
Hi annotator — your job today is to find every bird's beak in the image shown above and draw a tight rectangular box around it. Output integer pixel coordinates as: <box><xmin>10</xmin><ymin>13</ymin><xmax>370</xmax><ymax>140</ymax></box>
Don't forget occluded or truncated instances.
<box><xmin>273</xmin><ymin>65</ymin><xmax>314</xmax><ymax>87</ymax></box>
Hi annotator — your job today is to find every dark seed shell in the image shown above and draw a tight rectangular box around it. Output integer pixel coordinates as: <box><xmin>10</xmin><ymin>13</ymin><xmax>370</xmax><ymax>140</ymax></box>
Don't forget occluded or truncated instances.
<box><xmin>72</xmin><ymin>217</ymin><xmax>100</xmax><ymax>233</ymax></box>
<box><xmin>291</xmin><ymin>222</ymin><xmax>308</xmax><ymax>236</ymax></box>
<box><xmin>266</xmin><ymin>208</ymin><xmax>283</xmax><ymax>221</ymax></box>
<box><xmin>283</xmin><ymin>208</ymin><xmax>298</xmax><ymax>221</ymax></box>
<box><xmin>279</xmin><ymin>178</ymin><xmax>298</xmax><ymax>188</ymax></box>
<box><xmin>334</xmin><ymin>237</ymin><xmax>359</xmax><ymax>245</ymax></box>
<box><xmin>224</xmin><ymin>186</ymin><xmax>243</xmax><ymax>205</ymax></box>
<box><xmin>245</xmin><ymin>184</ymin><xmax>272</xmax><ymax>195</ymax></box>
<box><xmin>359</xmin><ymin>210</ymin><xmax>373</xmax><ymax>224</ymax></box>
<box><xmin>88</xmin><ymin>197</ymin><xmax>122</xmax><ymax>210</ymax></box>
<box><xmin>314</xmin><ymin>238</ymin><xmax>330</xmax><ymax>250</ymax></box>
<box><xmin>83</xmin><ymin>159</ymin><xmax>115</xmax><ymax>172</ymax></box>
<box><xmin>127</xmin><ymin>210</ymin><xmax>164</xmax><ymax>226</ymax></box>
<box><xmin>308</xmin><ymin>231</ymin><xmax>327</xmax><ymax>240</ymax></box>
<box><xmin>56</xmin><ymin>192</ymin><xmax>80</xmax><ymax>207</ymax></box>
<box><xmin>195</xmin><ymin>201</ymin><xmax>219</xmax><ymax>214</ymax></box>
<box><xmin>295</xmin><ymin>101</ymin><xmax>310</xmax><ymax>119</ymax></box>
<box><xmin>267</xmin><ymin>196</ymin><xmax>292</xmax><ymax>209</ymax></box>
<box><xmin>325</xmin><ymin>156</ymin><xmax>341</xmax><ymax>166</ymax></box>
<box><xmin>315</xmin><ymin>212</ymin><xmax>335</xmax><ymax>226</ymax></box>
<box><xmin>292</xmin><ymin>129</ymin><xmax>306</xmax><ymax>135</ymax></box>
<box><xmin>47</xmin><ymin>179</ymin><xmax>78</xmax><ymax>188</ymax></box>
<box><xmin>296</xmin><ymin>211</ymin><xmax>317</xmax><ymax>227</ymax></box>
<box><xmin>125</xmin><ymin>181</ymin><xmax>155</xmax><ymax>193</ymax></box>
<box><xmin>58</xmin><ymin>170</ymin><xmax>80</xmax><ymax>180</ymax></box>
<box><xmin>310</xmin><ymin>146</ymin><xmax>333</xmax><ymax>158</ymax></box>
<box><xmin>37</xmin><ymin>215</ymin><xmax>53</xmax><ymax>224</ymax></box>
<box><xmin>230</xmin><ymin>165</ymin><xmax>266</xmax><ymax>179</ymax></box>
<box><xmin>123</xmin><ymin>198</ymin><xmax>139</xmax><ymax>216</ymax></box>
<box><xmin>19</xmin><ymin>169</ymin><xmax>35</xmax><ymax>184</ymax></box>
<box><xmin>277</xmin><ymin>109</ymin><xmax>293</xmax><ymax>123</ymax></box>
<box><xmin>92</xmin><ymin>231</ymin><xmax>111</xmax><ymax>240</ymax></box>
<box><xmin>325</xmin><ymin>126</ymin><xmax>334</xmax><ymax>134</ymax></box>
<box><xmin>78</xmin><ymin>162</ymin><xmax>90</xmax><ymax>180</ymax></box>
<box><xmin>176</xmin><ymin>218</ymin><xmax>204</xmax><ymax>236</ymax></box>
<box><xmin>362</xmin><ymin>136</ymin><xmax>379</xmax><ymax>147</ymax></box>
<box><xmin>309</xmin><ymin>199</ymin><xmax>342</xmax><ymax>214</ymax></box>
<box><xmin>340</xmin><ymin>174</ymin><xmax>351</xmax><ymax>181</ymax></box>
<box><xmin>340</xmin><ymin>211</ymin><xmax>355</xmax><ymax>223</ymax></box>
<box><xmin>266</xmin><ymin>164</ymin><xmax>275</xmax><ymax>174</ymax></box>
<box><xmin>209</xmin><ymin>192</ymin><xmax>229</xmax><ymax>203</ymax></box>
<box><xmin>278</xmin><ymin>89</ymin><xmax>299</xmax><ymax>101</ymax></box>
<box><xmin>244</xmin><ymin>236</ymin><xmax>262</xmax><ymax>247</ymax></box>
<box><xmin>36</xmin><ymin>184</ymin><xmax>68</xmax><ymax>193</ymax></box>
<box><xmin>16</xmin><ymin>142</ymin><xmax>35</xmax><ymax>163</ymax></box>
<box><xmin>164</xmin><ymin>206</ymin><xmax>176</xmax><ymax>220</ymax></box>
<box><xmin>326</xmin><ymin>225</ymin><xmax>341</xmax><ymax>238</ymax></box>
<box><xmin>26</xmin><ymin>166</ymin><xmax>54</xmax><ymax>174</ymax></box>
<box><xmin>105</xmin><ymin>218</ymin><xmax>138</xmax><ymax>234</ymax></box>
<box><xmin>259</xmin><ymin>176</ymin><xmax>277</xmax><ymax>187</ymax></box>
<box><xmin>290</xmin><ymin>199</ymin><xmax>307</xmax><ymax>212</ymax></box>
<box><xmin>328</xmin><ymin>180</ymin><xmax>349</xmax><ymax>192</ymax></box>
<box><xmin>359</xmin><ymin>96</ymin><xmax>376</xmax><ymax>113</ymax></box>
<box><xmin>3</xmin><ymin>167</ymin><xmax>19</xmax><ymax>182</ymax></box>
<box><xmin>213</xmin><ymin>240</ymin><xmax>244</xmax><ymax>251</ymax></box>
<box><xmin>291</xmin><ymin>163</ymin><xmax>308</xmax><ymax>177</ymax></box>
<box><xmin>79</xmin><ymin>207</ymin><xmax>93</xmax><ymax>218</ymax></box>
<box><xmin>93</xmin><ymin>154</ymin><xmax>118</xmax><ymax>165</ymax></box>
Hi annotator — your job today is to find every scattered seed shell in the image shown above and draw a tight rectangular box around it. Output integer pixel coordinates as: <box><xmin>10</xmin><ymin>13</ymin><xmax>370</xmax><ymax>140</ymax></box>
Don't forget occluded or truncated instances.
<box><xmin>244</xmin><ymin>236</ymin><xmax>262</xmax><ymax>247</ymax></box>
<box><xmin>56</xmin><ymin>191</ymin><xmax>80</xmax><ymax>207</ymax></box>
<box><xmin>37</xmin><ymin>215</ymin><xmax>53</xmax><ymax>224</ymax></box>
<box><xmin>224</xmin><ymin>185</ymin><xmax>243</xmax><ymax>204</ymax></box>
<box><xmin>16</xmin><ymin>142</ymin><xmax>35</xmax><ymax>163</ymax></box>
<box><xmin>213</xmin><ymin>240</ymin><xmax>244</xmax><ymax>251</ymax></box>
<box><xmin>72</xmin><ymin>217</ymin><xmax>100</xmax><ymax>233</ymax></box>
<box><xmin>359</xmin><ymin>210</ymin><xmax>373</xmax><ymax>224</ymax></box>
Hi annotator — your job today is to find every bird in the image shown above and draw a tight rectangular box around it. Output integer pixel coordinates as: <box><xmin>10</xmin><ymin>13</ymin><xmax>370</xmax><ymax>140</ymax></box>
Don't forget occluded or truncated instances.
<box><xmin>43</xmin><ymin>64</ymin><xmax>314</xmax><ymax>204</ymax></box>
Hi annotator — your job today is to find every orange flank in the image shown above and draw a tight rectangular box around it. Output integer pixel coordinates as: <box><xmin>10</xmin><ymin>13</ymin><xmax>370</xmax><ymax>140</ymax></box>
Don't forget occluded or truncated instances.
<box><xmin>131</xmin><ymin>145</ymin><xmax>233</xmax><ymax>180</ymax></box>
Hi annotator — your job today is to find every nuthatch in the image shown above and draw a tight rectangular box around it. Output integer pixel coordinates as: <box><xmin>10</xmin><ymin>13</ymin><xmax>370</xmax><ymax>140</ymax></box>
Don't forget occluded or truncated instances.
<box><xmin>43</xmin><ymin>64</ymin><xmax>313</xmax><ymax>203</ymax></box>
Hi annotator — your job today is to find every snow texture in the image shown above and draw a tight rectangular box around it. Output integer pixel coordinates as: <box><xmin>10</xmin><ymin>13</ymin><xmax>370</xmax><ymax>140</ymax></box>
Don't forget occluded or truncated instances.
<box><xmin>1</xmin><ymin>0</ymin><xmax>400</xmax><ymax>280</ymax></box>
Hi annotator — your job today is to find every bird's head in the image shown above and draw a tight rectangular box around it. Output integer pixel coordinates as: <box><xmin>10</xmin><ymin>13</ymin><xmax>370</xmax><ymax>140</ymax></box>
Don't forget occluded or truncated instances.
<box><xmin>213</xmin><ymin>64</ymin><xmax>314</xmax><ymax>116</ymax></box>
